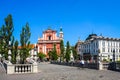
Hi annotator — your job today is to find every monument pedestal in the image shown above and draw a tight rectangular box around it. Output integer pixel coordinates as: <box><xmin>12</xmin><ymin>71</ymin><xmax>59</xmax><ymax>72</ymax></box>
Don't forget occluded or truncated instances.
<box><xmin>98</xmin><ymin>62</ymin><xmax>103</xmax><ymax>70</ymax></box>
<box><xmin>33</xmin><ymin>62</ymin><xmax>38</xmax><ymax>73</ymax></box>
<box><xmin>7</xmin><ymin>63</ymin><xmax>14</xmax><ymax>74</ymax></box>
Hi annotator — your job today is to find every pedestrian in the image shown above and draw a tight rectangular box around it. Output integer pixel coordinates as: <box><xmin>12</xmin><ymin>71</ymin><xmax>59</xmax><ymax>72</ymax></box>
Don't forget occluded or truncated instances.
<box><xmin>81</xmin><ymin>59</ymin><xmax>85</xmax><ymax>69</ymax></box>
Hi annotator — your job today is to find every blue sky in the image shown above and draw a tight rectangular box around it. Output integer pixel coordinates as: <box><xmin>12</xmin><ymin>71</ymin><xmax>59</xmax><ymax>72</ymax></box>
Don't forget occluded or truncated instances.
<box><xmin>0</xmin><ymin>0</ymin><xmax>120</xmax><ymax>45</ymax></box>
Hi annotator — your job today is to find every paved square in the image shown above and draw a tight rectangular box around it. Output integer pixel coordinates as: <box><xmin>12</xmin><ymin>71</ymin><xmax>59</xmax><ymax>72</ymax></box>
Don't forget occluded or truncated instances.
<box><xmin>0</xmin><ymin>62</ymin><xmax>120</xmax><ymax>80</ymax></box>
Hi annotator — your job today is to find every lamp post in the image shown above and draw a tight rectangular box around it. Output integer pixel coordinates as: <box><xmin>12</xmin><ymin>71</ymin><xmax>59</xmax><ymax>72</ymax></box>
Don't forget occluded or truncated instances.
<box><xmin>0</xmin><ymin>54</ymin><xmax>2</xmax><ymax>62</ymax></box>
<box><xmin>34</xmin><ymin>43</ymin><xmax>37</xmax><ymax>63</ymax></box>
<box><xmin>91</xmin><ymin>52</ymin><xmax>94</xmax><ymax>62</ymax></box>
<box><xmin>97</xmin><ymin>49</ymin><xmax>100</xmax><ymax>63</ymax></box>
<box><xmin>113</xmin><ymin>49</ymin><xmax>115</xmax><ymax>62</ymax></box>
<box><xmin>8</xmin><ymin>41</ymin><xmax>12</xmax><ymax>64</ymax></box>
<box><xmin>97</xmin><ymin>49</ymin><xmax>103</xmax><ymax>70</ymax></box>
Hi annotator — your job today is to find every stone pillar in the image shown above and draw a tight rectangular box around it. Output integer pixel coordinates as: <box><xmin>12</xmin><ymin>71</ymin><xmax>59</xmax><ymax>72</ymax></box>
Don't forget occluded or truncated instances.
<box><xmin>43</xmin><ymin>34</ymin><xmax>44</xmax><ymax>39</ymax></box>
<box><xmin>70</xmin><ymin>49</ymin><xmax>74</xmax><ymax>62</ymax></box>
<box><xmin>98</xmin><ymin>61</ymin><xmax>103</xmax><ymax>70</ymax></box>
<box><xmin>55</xmin><ymin>33</ymin><xmax>57</xmax><ymax>39</ymax></box>
<box><xmin>38</xmin><ymin>46</ymin><xmax>39</xmax><ymax>53</ymax></box>
<box><xmin>33</xmin><ymin>63</ymin><xmax>38</xmax><ymax>73</ymax></box>
<box><xmin>34</xmin><ymin>43</ymin><xmax>37</xmax><ymax>63</ymax></box>
<box><xmin>33</xmin><ymin>44</ymin><xmax>38</xmax><ymax>73</ymax></box>
<box><xmin>8</xmin><ymin>41</ymin><xmax>12</xmax><ymax>64</ymax></box>
<box><xmin>7</xmin><ymin>64</ymin><xmax>14</xmax><ymax>74</ymax></box>
<box><xmin>42</xmin><ymin>44</ymin><xmax>44</xmax><ymax>53</ymax></box>
<box><xmin>45</xmin><ymin>34</ymin><xmax>46</xmax><ymax>40</ymax></box>
<box><xmin>53</xmin><ymin>33</ymin><xmax>55</xmax><ymax>40</ymax></box>
<box><xmin>45</xmin><ymin>44</ymin><xmax>46</xmax><ymax>54</ymax></box>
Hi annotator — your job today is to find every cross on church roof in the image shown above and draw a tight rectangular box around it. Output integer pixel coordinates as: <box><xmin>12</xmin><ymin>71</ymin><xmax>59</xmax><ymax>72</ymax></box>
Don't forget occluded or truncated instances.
<box><xmin>48</xmin><ymin>26</ymin><xmax>51</xmax><ymax>30</ymax></box>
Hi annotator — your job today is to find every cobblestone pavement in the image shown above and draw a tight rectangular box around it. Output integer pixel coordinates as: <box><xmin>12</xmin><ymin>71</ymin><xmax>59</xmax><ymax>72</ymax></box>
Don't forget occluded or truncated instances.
<box><xmin>0</xmin><ymin>62</ymin><xmax>120</xmax><ymax>80</ymax></box>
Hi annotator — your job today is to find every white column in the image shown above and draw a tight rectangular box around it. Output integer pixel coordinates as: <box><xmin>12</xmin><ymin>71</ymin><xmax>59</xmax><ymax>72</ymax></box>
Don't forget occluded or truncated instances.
<box><xmin>51</xmin><ymin>34</ymin><xmax>53</xmax><ymax>40</ymax></box>
<box><xmin>43</xmin><ymin>45</ymin><xmax>44</xmax><ymax>53</ymax></box>
<box><xmin>45</xmin><ymin>34</ymin><xmax>46</xmax><ymax>40</ymax></box>
<box><xmin>99</xmin><ymin>40</ymin><xmax>102</xmax><ymax>52</ymax></box>
<box><xmin>43</xmin><ymin>44</ymin><xmax>46</xmax><ymax>54</ymax></box>
<box><xmin>34</xmin><ymin>44</ymin><xmax>37</xmax><ymax>56</ymax></box>
<box><xmin>33</xmin><ymin>63</ymin><xmax>38</xmax><ymax>73</ymax></box>
<box><xmin>8</xmin><ymin>41</ymin><xmax>12</xmax><ymax>64</ymax></box>
<box><xmin>43</xmin><ymin>34</ymin><xmax>44</xmax><ymax>39</ymax></box>
<box><xmin>31</xmin><ymin>49</ymin><xmax>34</xmax><ymax>58</ymax></box>
<box><xmin>38</xmin><ymin>46</ymin><xmax>39</xmax><ymax>53</ymax></box>
<box><xmin>7</xmin><ymin>64</ymin><xmax>14</xmax><ymax>74</ymax></box>
<box><xmin>53</xmin><ymin>34</ymin><xmax>54</xmax><ymax>40</ymax></box>
<box><xmin>55</xmin><ymin>33</ymin><xmax>57</xmax><ymax>39</ymax></box>
<box><xmin>54</xmin><ymin>33</ymin><xmax>55</xmax><ymax>40</ymax></box>
<box><xmin>45</xmin><ymin>44</ymin><xmax>46</xmax><ymax>54</ymax></box>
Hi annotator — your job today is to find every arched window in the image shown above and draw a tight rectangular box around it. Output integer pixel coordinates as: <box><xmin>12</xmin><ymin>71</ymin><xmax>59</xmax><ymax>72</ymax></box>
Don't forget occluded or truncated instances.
<box><xmin>48</xmin><ymin>36</ymin><xmax>51</xmax><ymax>40</ymax></box>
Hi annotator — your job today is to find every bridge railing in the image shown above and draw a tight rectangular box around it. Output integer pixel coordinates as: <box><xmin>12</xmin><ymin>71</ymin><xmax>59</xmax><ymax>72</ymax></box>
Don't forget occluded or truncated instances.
<box><xmin>51</xmin><ymin>61</ymin><xmax>120</xmax><ymax>71</ymax></box>
<box><xmin>14</xmin><ymin>64</ymin><xmax>32</xmax><ymax>73</ymax></box>
<box><xmin>3</xmin><ymin>60</ymin><xmax>38</xmax><ymax>74</ymax></box>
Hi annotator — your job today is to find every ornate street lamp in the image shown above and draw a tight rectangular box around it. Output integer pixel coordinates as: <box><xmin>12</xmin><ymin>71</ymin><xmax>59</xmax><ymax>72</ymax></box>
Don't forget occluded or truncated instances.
<box><xmin>97</xmin><ymin>49</ymin><xmax>101</xmax><ymax>63</ymax></box>
<box><xmin>0</xmin><ymin>54</ymin><xmax>2</xmax><ymax>62</ymax></box>
<box><xmin>97</xmin><ymin>49</ymin><xmax>103</xmax><ymax>70</ymax></box>
<box><xmin>34</xmin><ymin>43</ymin><xmax>37</xmax><ymax>63</ymax></box>
<box><xmin>113</xmin><ymin>49</ymin><xmax>115</xmax><ymax>62</ymax></box>
<box><xmin>8</xmin><ymin>41</ymin><xmax>12</xmax><ymax>64</ymax></box>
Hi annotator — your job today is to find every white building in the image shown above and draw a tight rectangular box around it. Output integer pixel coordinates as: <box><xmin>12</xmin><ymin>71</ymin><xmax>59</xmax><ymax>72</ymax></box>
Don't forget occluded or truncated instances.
<box><xmin>79</xmin><ymin>34</ymin><xmax>120</xmax><ymax>61</ymax></box>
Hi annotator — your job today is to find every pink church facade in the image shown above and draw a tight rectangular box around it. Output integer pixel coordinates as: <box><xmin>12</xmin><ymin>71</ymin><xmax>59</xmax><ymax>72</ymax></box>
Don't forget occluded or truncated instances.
<box><xmin>37</xmin><ymin>28</ymin><xmax>63</xmax><ymax>57</ymax></box>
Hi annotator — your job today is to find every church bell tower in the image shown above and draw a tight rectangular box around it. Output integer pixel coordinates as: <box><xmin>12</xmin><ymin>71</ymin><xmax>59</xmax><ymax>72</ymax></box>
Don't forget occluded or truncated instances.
<box><xmin>59</xmin><ymin>27</ymin><xmax>63</xmax><ymax>40</ymax></box>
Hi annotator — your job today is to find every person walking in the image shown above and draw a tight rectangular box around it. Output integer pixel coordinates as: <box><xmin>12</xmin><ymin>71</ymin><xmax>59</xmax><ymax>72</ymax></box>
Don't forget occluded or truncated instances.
<box><xmin>81</xmin><ymin>59</ymin><xmax>85</xmax><ymax>69</ymax></box>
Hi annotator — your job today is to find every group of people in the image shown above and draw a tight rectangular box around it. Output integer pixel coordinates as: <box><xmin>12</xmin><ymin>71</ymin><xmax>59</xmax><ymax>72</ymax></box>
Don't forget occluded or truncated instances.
<box><xmin>79</xmin><ymin>59</ymin><xmax>96</xmax><ymax>69</ymax></box>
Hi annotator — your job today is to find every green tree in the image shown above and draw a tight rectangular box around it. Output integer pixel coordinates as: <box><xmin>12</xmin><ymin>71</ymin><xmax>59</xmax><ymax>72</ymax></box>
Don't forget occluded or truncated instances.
<box><xmin>71</xmin><ymin>46</ymin><xmax>78</xmax><ymax>60</ymax></box>
<box><xmin>49</xmin><ymin>43</ymin><xmax>58</xmax><ymax>61</ymax></box>
<box><xmin>48</xmin><ymin>51</ymin><xmax>52</xmax><ymax>60</ymax></box>
<box><xmin>52</xmin><ymin>43</ymin><xmax>58</xmax><ymax>60</ymax></box>
<box><xmin>20</xmin><ymin>23</ymin><xmax>31</xmax><ymax>64</ymax></box>
<box><xmin>12</xmin><ymin>40</ymin><xmax>19</xmax><ymax>63</ymax></box>
<box><xmin>65</xmin><ymin>41</ymin><xmax>70</xmax><ymax>62</ymax></box>
<box><xmin>0</xmin><ymin>26</ymin><xmax>5</xmax><ymax>57</ymax></box>
<box><xmin>37</xmin><ymin>52</ymin><xmax>46</xmax><ymax>61</ymax></box>
<box><xmin>0</xmin><ymin>14</ymin><xmax>14</xmax><ymax>60</ymax></box>
<box><xmin>60</xmin><ymin>40</ymin><xmax>64</xmax><ymax>62</ymax></box>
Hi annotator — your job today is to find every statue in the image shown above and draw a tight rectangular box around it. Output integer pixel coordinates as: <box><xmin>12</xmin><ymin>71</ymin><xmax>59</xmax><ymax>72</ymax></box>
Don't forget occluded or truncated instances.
<box><xmin>70</xmin><ymin>49</ymin><xmax>74</xmax><ymax>62</ymax></box>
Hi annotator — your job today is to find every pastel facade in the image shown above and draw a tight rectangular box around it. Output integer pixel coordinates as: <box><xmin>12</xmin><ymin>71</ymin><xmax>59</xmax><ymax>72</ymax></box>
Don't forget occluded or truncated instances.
<box><xmin>37</xmin><ymin>28</ymin><xmax>63</xmax><ymax>57</ymax></box>
<box><xmin>78</xmin><ymin>34</ymin><xmax>120</xmax><ymax>61</ymax></box>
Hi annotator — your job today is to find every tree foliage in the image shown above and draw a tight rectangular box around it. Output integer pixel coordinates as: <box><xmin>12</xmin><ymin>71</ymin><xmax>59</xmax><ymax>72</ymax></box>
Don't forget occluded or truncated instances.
<box><xmin>48</xmin><ymin>51</ymin><xmax>52</xmax><ymax>60</ymax></box>
<box><xmin>65</xmin><ymin>41</ymin><xmax>70</xmax><ymax>62</ymax></box>
<box><xmin>48</xmin><ymin>43</ymin><xmax>58</xmax><ymax>61</ymax></box>
<box><xmin>20</xmin><ymin>23</ymin><xmax>31</xmax><ymax>64</ymax></box>
<box><xmin>0</xmin><ymin>14</ymin><xmax>32</xmax><ymax>64</ymax></box>
<box><xmin>0</xmin><ymin>14</ymin><xmax>14</xmax><ymax>60</ymax></box>
<box><xmin>71</xmin><ymin>46</ymin><xmax>78</xmax><ymax>60</ymax></box>
<box><xmin>12</xmin><ymin>40</ymin><xmax>19</xmax><ymax>63</ymax></box>
<box><xmin>60</xmin><ymin>40</ymin><xmax>64</xmax><ymax>62</ymax></box>
<box><xmin>37</xmin><ymin>52</ymin><xmax>46</xmax><ymax>61</ymax></box>
<box><xmin>52</xmin><ymin>43</ymin><xmax>58</xmax><ymax>60</ymax></box>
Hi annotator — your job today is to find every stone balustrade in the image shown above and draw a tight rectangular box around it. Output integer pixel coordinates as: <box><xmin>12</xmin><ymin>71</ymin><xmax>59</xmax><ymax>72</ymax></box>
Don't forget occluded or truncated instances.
<box><xmin>3</xmin><ymin>61</ymin><xmax>38</xmax><ymax>74</ymax></box>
